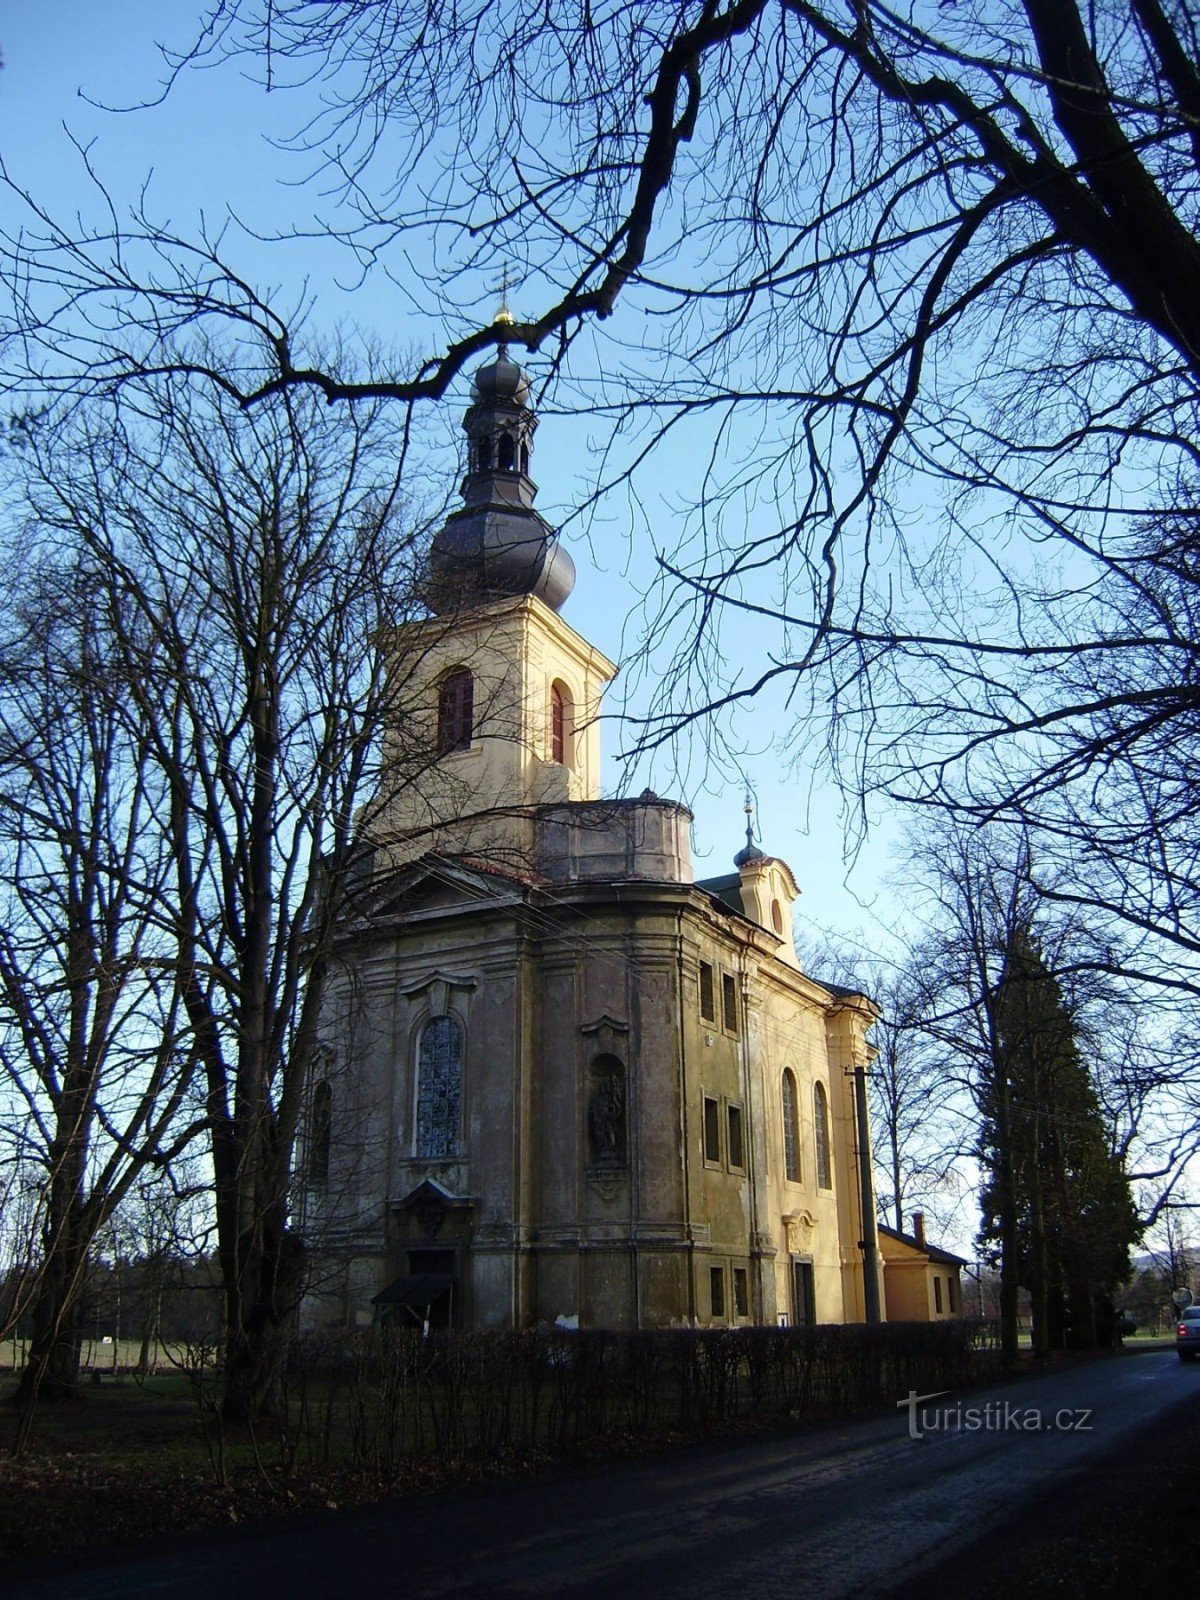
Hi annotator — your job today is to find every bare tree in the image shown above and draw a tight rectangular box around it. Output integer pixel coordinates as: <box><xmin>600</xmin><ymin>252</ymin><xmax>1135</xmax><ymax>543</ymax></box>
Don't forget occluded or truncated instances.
<box><xmin>797</xmin><ymin>930</ymin><xmax>969</xmax><ymax>1239</ymax></box>
<box><xmin>3</xmin><ymin>2</ymin><xmax>1197</xmax><ymax>1003</ymax></box>
<box><xmin>866</xmin><ymin>961</ymin><xmax>969</xmax><ymax>1239</ymax></box>
<box><xmin>0</xmin><ymin>554</ymin><xmax>196</xmax><ymax>1414</ymax></box>
<box><xmin>7</xmin><ymin>365</ymin><xmax>438</xmax><ymax>1420</ymax></box>
<box><xmin>103</xmin><ymin>1158</ymin><xmax>212</xmax><ymax>1379</ymax></box>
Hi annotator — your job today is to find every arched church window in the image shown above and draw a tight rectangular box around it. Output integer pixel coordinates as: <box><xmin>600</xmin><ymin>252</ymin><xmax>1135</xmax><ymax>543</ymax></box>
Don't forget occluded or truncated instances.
<box><xmin>497</xmin><ymin>432</ymin><xmax>516</xmax><ymax>471</ymax></box>
<box><xmin>550</xmin><ymin>681</ymin><xmax>572</xmax><ymax>766</ymax></box>
<box><xmin>417</xmin><ymin>1015</ymin><xmax>463</xmax><ymax>1158</ymax></box>
<box><xmin>519</xmin><ymin>441</ymin><xmax>530</xmax><ymax>474</ymax></box>
<box><xmin>437</xmin><ymin>668</ymin><xmax>474</xmax><ymax>754</ymax></box>
<box><xmin>781</xmin><ymin>1069</ymin><xmax>800</xmax><ymax>1183</ymax></box>
<box><xmin>309</xmin><ymin>1079</ymin><xmax>332</xmax><ymax>1187</ymax></box>
<box><xmin>476</xmin><ymin>437</ymin><xmax>491</xmax><ymax>472</ymax></box>
<box><xmin>814</xmin><ymin>1081</ymin><xmax>832</xmax><ymax>1189</ymax></box>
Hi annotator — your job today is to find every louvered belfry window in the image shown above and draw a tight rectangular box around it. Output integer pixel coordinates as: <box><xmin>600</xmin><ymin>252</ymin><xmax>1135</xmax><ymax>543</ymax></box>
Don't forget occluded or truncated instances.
<box><xmin>551</xmin><ymin>683</ymin><xmax>566</xmax><ymax>764</ymax></box>
<box><xmin>437</xmin><ymin>668</ymin><xmax>473</xmax><ymax>754</ymax></box>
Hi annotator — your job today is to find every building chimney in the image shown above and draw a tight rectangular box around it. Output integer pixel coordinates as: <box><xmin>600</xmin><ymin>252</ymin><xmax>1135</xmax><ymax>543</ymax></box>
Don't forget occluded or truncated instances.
<box><xmin>912</xmin><ymin>1212</ymin><xmax>926</xmax><ymax>1250</ymax></box>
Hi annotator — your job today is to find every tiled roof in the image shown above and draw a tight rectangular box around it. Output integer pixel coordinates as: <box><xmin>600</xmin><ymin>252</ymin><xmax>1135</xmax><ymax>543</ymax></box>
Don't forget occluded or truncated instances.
<box><xmin>878</xmin><ymin>1223</ymin><xmax>968</xmax><ymax>1267</ymax></box>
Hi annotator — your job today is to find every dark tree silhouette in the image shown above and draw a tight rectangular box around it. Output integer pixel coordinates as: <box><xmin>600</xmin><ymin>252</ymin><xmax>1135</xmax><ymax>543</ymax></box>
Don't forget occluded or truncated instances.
<box><xmin>3</xmin><ymin>366</ymin><xmax>435</xmax><ymax>1421</ymax></box>
<box><xmin>983</xmin><ymin>922</ymin><xmax>1141</xmax><ymax>1354</ymax></box>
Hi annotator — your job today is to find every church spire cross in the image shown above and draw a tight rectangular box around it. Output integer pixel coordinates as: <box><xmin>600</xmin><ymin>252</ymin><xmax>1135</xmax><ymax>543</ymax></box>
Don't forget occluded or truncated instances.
<box><xmin>734</xmin><ymin>790</ymin><xmax>765</xmax><ymax>868</ymax></box>
<box><xmin>493</xmin><ymin>268</ymin><xmax>517</xmax><ymax>356</ymax></box>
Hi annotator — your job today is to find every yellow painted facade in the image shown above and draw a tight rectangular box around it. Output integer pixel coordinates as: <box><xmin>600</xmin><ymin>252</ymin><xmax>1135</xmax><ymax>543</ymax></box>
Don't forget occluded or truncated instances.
<box><xmin>301</xmin><ymin>346</ymin><xmax>889</xmax><ymax>1333</ymax></box>
<box><xmin>304</xmin><ymin>589</ymin><xmax>886</xmax><ymax>1331</ymax></box>
<box><xmin>373</xmin><ymin>596</ymin><xmax>616</xmax><ymax>869</ymax></box>
<box><xmin>879</xmin><ymin>1224</ymin><xmax>966</xmax><ymax>1320</ymax></box>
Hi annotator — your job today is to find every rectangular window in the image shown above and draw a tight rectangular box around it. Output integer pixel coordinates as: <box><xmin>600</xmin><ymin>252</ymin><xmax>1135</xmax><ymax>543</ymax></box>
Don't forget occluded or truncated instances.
<box><xmin>703</xmin><ymin>1095</ymin><xmax>721</xmax><ymax>1163</ymax></box>
<box><xmin>727</xmin><ymin>1104</ymin><xmax>744</xmax><ymax>1169</ymax></box>
<box><xmin>699</xmin><ymin>961</ymin><xmax>716</xmax><ymax>1023</ymax></box>
<box><xmin>948</xmin><ymin>1276</ymin><xmax>958</xmax><ymax>1314</ymax></box>
<box><xmin>934</xmin><ymin>1276</ymin><xmax>944</xmax><ymax>1314</ymax></box>
<box><xmin>437</xmin><ymin>669</ymin><xmax>474</xmax><ymax>755</ymax></box>
<box><xmin>710</xmin><ymin>1265</ymin><xmax>725</xmax><ymax>1320</ymax></box>
<box><xmin>733</xmin><ymin>1267</ymin><xmax>749</xmax><ymax>1318</ymax></box>
<box><xmin>700</xmin><ymin>960</ymin><xmax>720</xmax><ymax>1024</ymax></box>
<box><xmin>722</xmin><ymin>972</ymin><xmax>738</xmax><ymax>1034</ymax></box>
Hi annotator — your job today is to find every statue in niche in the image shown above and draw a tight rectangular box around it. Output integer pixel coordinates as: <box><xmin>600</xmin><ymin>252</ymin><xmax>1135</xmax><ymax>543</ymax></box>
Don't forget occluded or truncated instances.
<box><xmin>588</xmin><ymin>1056</ymin><xmax>626</xmax><ymax>1165</ymax></box>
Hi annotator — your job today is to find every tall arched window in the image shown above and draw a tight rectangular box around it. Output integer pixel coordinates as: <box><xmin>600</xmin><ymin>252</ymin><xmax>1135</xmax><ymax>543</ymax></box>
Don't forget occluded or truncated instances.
<box><xmin>309</xmin><ymin>1080</ymin><xmax>332</xmax><ymax>1187</ymax></box>
<box><xmin>437</xmin><ymin>668</ymin><xmax>473</xmax><ymax>754</ymax></box>
<box><xmin>497</xmin><ymin>432</ymin><xmax>516</xmax><ymax>471</ymax></box>
<box><xmin>781</xmin><ymin>1069</ymin><xmax>800</xmax><ymax>1183</ymax></box>
<box><xmin>417</xmin><ymin>1015</ymin><xmax>463</xmax><ymax>1158</ymax></box>
<box><xmin>550</xmin><ymin>681</ymin><xmax>571</xmax><ymax>766</ymax></box>
<box><xmin>814</xmin><ymin>1081</ymin><xmax>832</xmax><ymax>1189</ymax></box>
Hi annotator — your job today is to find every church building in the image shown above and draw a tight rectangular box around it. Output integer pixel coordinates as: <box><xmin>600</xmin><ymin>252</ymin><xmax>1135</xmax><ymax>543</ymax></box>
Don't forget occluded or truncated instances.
<box><xmin>302</xmin><ymin>334</ymin><xmax>883</xmax><ymax>1332</ymax></box>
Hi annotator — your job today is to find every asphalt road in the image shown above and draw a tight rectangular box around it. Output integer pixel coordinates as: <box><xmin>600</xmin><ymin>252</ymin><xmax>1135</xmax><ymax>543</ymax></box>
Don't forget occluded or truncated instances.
<box><xmin>6</xmin><ymin>1351</ymin><xmax>1197</xmax><ymax>1600</ymax></box>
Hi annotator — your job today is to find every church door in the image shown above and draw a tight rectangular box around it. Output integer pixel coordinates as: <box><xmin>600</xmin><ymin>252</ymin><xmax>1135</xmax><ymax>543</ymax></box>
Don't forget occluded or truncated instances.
<box><xmin>407</xmin><ymin>1249</ymin><xmax>456</xmax><ymax>1330</ymax></box>
<box><xmin>792</xmin><ymin>1259</ymin><xmax>816</xmax><ymax>1326</ymax></box>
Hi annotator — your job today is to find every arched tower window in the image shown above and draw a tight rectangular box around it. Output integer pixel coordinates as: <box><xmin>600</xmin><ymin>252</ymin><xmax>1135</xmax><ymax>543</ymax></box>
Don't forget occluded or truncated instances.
<box><xmin>781</xmin><ymin>1069</ymin><xmax>800</xmax><ymax>1183</ymax></box>
<box><xmin>814</xmin><ymin>1081</ymin><xmax>832</xmax><ymax>1189</ymax></box>
<box><xmin>497</xmin><ymin>432</ymin><xmax>516</xmax><ymax>471</ymax></box>
<box><xmin>437</xmin><ymin>668</ymin><xmax>474</xmax><ymax>754</ymax></box>
<box><xmin>417</xmin><ymin>1015</ymin><xmax>463</xmax><ymax>1158</ymax></box>
<box><xmin>550</xmin><ymin>681</ymin><xmax>572</xmax><ymax>766</ymax></box>
<box><xmin>475</xmin><ymin>437</ymin><xmax>491</xmax><ymax>472</ymax></box>
<box><xmin>309</xmin><ymin>1079</ymin><xmax>332</xmax><ymax>1187</ymax></box>
<box><xmin>519</xmin><ymin>441</ymin><xmax>530</xmax><ymax>474</ymax></box>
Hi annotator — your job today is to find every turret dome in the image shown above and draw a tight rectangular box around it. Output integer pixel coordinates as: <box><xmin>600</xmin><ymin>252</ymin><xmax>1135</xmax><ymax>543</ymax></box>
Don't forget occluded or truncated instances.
<box><xmin>425</xmin><ymin>338</ymin><xmax>576</xmax><ymax>615</ymax></box>
<box><xmin>472</xmin><ymin>352</ymin><xmax>532</xmax><ymax>406</ymax></box>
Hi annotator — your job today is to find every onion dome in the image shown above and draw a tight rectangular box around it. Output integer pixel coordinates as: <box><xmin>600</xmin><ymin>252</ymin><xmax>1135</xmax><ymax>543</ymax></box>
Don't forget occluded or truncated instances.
<box><xmin>425</xmin><ymin>339</ymin><xmax>575</xmax><ymax>614</ymax></box>
<box><xmin>471</xmin><ymin>352</ymin><xmax>531</xmax><ymax>407</ymax></box>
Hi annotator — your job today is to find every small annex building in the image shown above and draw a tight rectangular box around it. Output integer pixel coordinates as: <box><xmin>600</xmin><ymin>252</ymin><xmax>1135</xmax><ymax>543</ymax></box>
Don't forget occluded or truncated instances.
<box><xmin>878</xmin><ymin>1215</ymin><xmax>968</xmax><ymax>1321</ymax></box>
<box><xmin>300</xmin><ymin>337</ymin><xmax>886</xmax><ymax>1333</ymax></box>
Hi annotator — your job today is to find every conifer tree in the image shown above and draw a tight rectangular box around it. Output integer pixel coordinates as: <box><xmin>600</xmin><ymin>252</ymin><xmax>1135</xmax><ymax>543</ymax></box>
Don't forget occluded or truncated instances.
<box><xmin>982</xmin><ymin>923</ymin><xmax>1140</xmax><ymax>1354</ymax></box>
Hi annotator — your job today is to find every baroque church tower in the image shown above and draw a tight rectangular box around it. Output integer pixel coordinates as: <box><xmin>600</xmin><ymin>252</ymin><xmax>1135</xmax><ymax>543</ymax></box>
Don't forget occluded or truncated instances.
<box><xmin>303</xmin><ymin>340</ymin><xmax>888</xmax><ymax>1336</ymax></box>
<box><xmin>371</xmin><ymin>332</ymin><xmax>616</xmax><ymax>871</ymax></box>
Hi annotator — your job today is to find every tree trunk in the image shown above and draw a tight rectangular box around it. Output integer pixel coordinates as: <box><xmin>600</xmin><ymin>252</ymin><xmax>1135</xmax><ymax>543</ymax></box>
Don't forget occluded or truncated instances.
<box><xmin>1028</xmin><ymin>1142</ymin><xmax>1050</xmax><ymax>1358</ymax></box>
<box><xmin>220</xmin><ymin>1224</ymin><xmax>305</xmax><ymax>1424</ymax></box>
<box><xmin>137</xmin><ymin>1274</ymin><xmax>163</xmax><ymax>1380</ymax></box>
<box><xmin>12</xmin><ymin>1244</ymin><xmax>87</xmax><ymax>1406</ymax></box>
<box><xmin>12</xmin><ymin>1143</ymin><xmax>91</xmax><ymax>1409</ymax></box>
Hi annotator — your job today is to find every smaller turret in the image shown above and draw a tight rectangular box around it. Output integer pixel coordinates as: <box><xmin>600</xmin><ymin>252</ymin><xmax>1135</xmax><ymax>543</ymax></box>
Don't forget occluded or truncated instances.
<box><xmin>733</xmin><ymin>794</ymin><xmax>765</xmax><ymax>867</ymax></box>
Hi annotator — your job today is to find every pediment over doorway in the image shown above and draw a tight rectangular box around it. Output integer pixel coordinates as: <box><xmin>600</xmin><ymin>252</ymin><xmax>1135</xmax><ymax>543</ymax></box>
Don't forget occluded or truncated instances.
<box><xmin>392</xmin><ymin>1178</ymin><xmax>476</xmax><ymax>1240</ymax></box>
